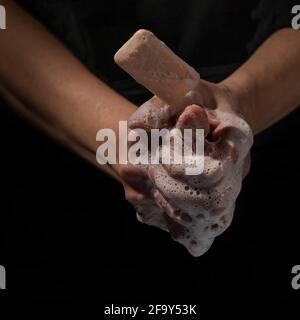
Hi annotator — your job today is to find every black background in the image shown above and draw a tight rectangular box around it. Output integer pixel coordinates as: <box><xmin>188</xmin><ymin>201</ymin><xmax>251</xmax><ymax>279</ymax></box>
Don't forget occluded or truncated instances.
<box><xmin>1</xmin><ymin>0</ymin><xmax>300</xmax><ymax>304</ymax></box>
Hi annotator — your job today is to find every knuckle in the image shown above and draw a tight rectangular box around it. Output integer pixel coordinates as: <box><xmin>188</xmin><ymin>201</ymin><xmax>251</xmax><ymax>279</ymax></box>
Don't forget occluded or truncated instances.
<box><xmin>123</xmin><ymin>184</ymin><xmax>145</xmax><ymax>205</ymax></box>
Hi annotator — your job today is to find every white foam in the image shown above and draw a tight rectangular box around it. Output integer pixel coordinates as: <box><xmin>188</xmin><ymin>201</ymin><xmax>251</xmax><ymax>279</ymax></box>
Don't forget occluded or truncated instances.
<box><xmin>131</xmin><ymin>105</ymin><xmax>253</xmax><ymax>256</ymax></box>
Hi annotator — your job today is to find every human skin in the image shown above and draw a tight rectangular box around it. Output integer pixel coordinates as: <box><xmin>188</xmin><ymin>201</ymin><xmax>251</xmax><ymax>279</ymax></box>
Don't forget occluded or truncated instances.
<box><xmin>0</xmin><ymin>2</ymin><xmax>300</xmax><ymax>232</ymax></box>
<box><xmin>0</xmin><ymin>0</ymin><xmax>136</xmax><ymax>181</ymax></box>
<box><xmin>121</xmin><ymin>83</ymin><xmax>253</xmax><ymax>256</ymax></box>
<box><xmin>121</xmin><ymin>28</ymin><xmax>300</xmax><ymax>217</ymax></box>
<box><xmin>119</xmin><ymin>29</ymin><xmax>300</xmax><ymax>254</ymax></box>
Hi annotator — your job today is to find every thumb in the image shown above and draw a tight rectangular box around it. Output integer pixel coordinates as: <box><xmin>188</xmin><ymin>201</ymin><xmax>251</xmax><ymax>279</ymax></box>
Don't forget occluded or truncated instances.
<box><xmin>176</xmin><ymin>104</ymin><xmax>210</xmax><ymax>137</ymax></box>
<box><xmin>128</xmin><ymin>79</ymin><xmax>218</xmax><ymax>131</ymax></box>
<box><xmin>182</xmin><ymin>79</ymin><xmax>219</xmax><ymax>110</ymax></box>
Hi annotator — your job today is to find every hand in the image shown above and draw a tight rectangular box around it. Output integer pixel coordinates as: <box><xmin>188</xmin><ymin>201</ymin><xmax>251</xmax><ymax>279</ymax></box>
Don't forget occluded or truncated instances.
<box><xmin>123</xmin><ymin>79</ymin><xmax>253</xmax><ymax>256</ymax></box>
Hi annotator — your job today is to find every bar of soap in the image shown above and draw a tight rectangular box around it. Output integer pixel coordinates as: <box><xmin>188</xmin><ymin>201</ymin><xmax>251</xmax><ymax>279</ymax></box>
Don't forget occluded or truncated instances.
<box><xmin>114</xmin><ymin>29</ymin><xmax>200</xmax><ymax>106</ymax></box>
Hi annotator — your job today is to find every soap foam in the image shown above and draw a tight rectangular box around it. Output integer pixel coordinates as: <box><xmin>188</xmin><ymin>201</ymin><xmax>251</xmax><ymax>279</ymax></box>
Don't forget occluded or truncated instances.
<box><xmin>132</xmin><ymin>105</ymin><xmax>253</xmax><ymax>257</ymax></box>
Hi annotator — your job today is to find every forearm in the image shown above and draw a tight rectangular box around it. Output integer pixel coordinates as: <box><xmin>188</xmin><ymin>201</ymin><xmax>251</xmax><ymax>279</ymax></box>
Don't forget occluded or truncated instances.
<box><xmin>221</xmin><ymin>28</ymin><xmax>300</xmax><ymax>134</ymax></box>
<box><xmin>0</xmin><ymin>84</ymin><xmax>121</xmax><ymax>180</ymax></box>
<box><xmin>0</xmin><ymin>1</ymin><xmax>136</xmax><ymax>176</ymax></box>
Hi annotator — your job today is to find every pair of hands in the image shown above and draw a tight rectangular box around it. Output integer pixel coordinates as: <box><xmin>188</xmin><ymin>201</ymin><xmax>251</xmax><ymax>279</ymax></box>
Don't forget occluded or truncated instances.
<box><xmin>120</xmin><ymin>79</ymin><xmax>253</xmax><ymax>256</ymax></box>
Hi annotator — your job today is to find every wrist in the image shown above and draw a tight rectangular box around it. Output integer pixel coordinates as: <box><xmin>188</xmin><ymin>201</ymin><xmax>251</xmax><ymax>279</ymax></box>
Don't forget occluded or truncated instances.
<box><xmin>218</xmin><ymin>75</ymin><xmax>257</xmax><ymax>134</ymax></box>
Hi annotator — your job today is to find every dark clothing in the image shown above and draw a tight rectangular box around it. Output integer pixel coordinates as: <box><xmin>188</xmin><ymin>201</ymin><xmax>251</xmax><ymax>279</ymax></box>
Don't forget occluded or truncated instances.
<box><xmin>15</xmin><ymin>0</ymin><xmax>296</xmax><ymax>100</ymax></box>
<box><xmin>1</xmin><ymin>0</ymin><xmax>299</xmax><ymax>300</ymax></box>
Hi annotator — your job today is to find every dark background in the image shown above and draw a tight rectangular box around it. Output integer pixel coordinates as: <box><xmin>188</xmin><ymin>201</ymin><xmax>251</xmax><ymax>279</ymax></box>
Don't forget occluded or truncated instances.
<box><xmin>1</xmin><ymin>0</ymin><xmax>299</xmax><ymax>302</ymax></box>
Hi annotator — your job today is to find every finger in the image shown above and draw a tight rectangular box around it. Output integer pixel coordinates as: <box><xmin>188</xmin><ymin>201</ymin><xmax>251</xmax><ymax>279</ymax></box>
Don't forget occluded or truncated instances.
<box><xmin>156</xmin><ymin>105</ymin><xmax>205</xmax><ymax>179</ymax></box>
<box><xmin>123</xmin><ymin>184</ymin><xmax>146</xmax><ymax>205</ymax></box>
<box><xmin>242</xmin><ymin>153</ymin><xmax>251</xmax><ymax>179</ymax></box>
<box><xmin>210</xmin><ymin>110</ymin><xmax>253</xmax><ymax>160</ymax></box>
<box><xmin>148</xmin><ymin>165</ymin><xmax>209</xmax><ymax>212</ymax></box>
<box><xmin>128</xmin><ymin>82</ymin><xmax>217</xmax><ymax>132</ymax></box>
<box><xmin>124</xmin><ymin>181</ymin><xmax>169</xmax><ymax>231</ymax></box>
<box><xmin>175</xmin><ymin>104</ymin><xmax>210</xmax><ymax>137</ymax></box>
<box><xmin>163</xmin><ymin>214</ymin><xmax>190</xmax><ymax>241</ymax></box>
<box><xmin>135</xmin><ymin>198</ymin><xmax>169</xmax><ymax>231</ymax></box>
<box><xmin>120</xmin><ymin>164</ymin><xmax>153</xmax><ymax>195</ymax></box>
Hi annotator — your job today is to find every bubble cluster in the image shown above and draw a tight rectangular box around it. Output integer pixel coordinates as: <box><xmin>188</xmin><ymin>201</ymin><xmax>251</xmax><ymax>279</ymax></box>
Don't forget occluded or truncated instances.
<box><xmin>133</xmin><ymin>105</ymin><xmax>253</xmax><ymax>257</ymax></box>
